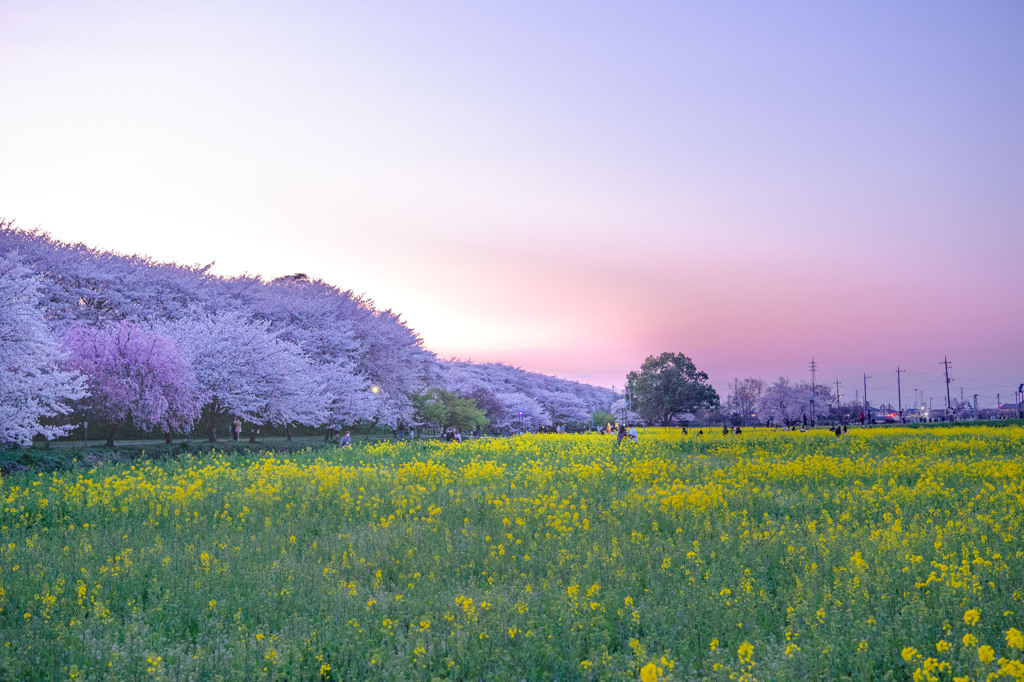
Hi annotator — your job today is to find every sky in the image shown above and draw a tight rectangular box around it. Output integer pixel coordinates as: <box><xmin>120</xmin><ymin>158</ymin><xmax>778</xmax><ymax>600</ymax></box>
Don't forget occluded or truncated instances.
<box><xmin>2</xmin><ymin>1</ymin><xmax>1023</xmax><ymax>410</ymax></box>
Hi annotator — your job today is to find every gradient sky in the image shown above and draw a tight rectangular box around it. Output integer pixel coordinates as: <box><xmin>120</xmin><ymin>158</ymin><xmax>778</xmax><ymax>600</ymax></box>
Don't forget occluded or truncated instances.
<box><xmin>3</xmin><ymin>1</ymin><xmax>1022</xmax><ymax>409</ymax></box>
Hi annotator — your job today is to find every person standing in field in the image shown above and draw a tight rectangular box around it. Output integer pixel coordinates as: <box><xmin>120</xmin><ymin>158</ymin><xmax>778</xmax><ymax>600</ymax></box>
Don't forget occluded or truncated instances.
<box><xmin>232</xmin><ymin>418</ymin><xmax>242</xmax><ymax>441</ymax></box>
<box><xmin>628</xmin><ymin>425</ymin><xmax>638</xmax><ymax>443</ymax></box>
<box><xmin>616</xmin><ymin>423</ymin><xmax>625</xmax><ymax>445</ymax></box>
<box><xmin>339</xmin><ymin>431</ymin><xmax>351</xmax><ymax>448</ymax></box>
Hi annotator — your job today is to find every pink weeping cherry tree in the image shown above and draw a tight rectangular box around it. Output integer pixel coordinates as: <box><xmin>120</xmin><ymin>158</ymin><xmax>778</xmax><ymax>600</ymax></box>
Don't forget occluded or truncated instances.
<box><xmin>63</xmin><ymin>321</ymin><xmax>201</xmax><ymax>446</ymax></box>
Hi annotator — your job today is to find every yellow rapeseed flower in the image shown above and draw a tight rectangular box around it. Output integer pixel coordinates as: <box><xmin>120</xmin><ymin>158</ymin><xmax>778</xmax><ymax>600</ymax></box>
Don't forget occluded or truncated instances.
<box><xmin>640</xmin><ymin>661</ymin><xmax>662</xmax><ymax>682</ymax></box>
<box><xmin>997</xmin><ymin>659</ymin><xmax>1024</xmax><ymax>678</ymax></box>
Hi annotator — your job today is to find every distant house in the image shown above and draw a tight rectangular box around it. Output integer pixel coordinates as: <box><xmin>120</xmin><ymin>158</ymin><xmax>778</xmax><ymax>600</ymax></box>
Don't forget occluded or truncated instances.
<box><xmin>865</xmin><ymin>405</ymin><xmax>901</xmax><ymax>423</ymax></box>
<box><xmin>998</xmin><ymin>403</ymin><xmax>1022</xmax><ymax>419</ymax></box>
<box><xmin>978</xmin><ymin>404</ymin><xmax>1022</xmax><ymax>420</ymax></box>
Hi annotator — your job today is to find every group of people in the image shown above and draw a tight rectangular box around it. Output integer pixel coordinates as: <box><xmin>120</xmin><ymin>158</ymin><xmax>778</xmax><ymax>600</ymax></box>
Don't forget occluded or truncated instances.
<box><xmin>332</xmin><ymin>421</ymin><xmax>855</xmax><ymax>449</ymax></box>
<box><xmin>613</xmin><ymin>423</ymin><xmax>638</xmax><ymax>444</ymax></box>
<box><xmin>231</xmin><ymin>418</ymin><xmax>257</xmax><ymax>442</ymax></box>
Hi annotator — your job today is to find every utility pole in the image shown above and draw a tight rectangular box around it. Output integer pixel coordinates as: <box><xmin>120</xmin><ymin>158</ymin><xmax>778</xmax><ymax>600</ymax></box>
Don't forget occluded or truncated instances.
<box><xmin>809</xmin><ymin>357</ymin><xmax>818</xmax><ymax>427</ymax></box>
<box><xmin>863</xmin><ymin>372</ymin><xmax>872</xmax><ymax>422</ymax></box>
<box><xmin>897</xmin><ymin>367</ymin><xmax>906</xmax><ymax>422</ymax></box>
<box><xmin>943</xmin><ymin>357</ymin><xmax>953</xmax><ymax>418</ymax></box>
<box><xmin>835</xmin><ymin>379</ymin><xmax>842</xmax><ymax>416</ymax></box>
<box><xmin>973</xmin><ymin>394</ymin><xmax>978</xmax><ymax>420</ymax></box>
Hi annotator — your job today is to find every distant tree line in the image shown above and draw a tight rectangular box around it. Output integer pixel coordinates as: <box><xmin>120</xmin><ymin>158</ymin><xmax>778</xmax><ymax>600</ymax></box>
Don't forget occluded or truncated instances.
<box><xmin>618</xmin><ymin>353</ymin><xmax>849</xmax><ymax>428</ymax></box>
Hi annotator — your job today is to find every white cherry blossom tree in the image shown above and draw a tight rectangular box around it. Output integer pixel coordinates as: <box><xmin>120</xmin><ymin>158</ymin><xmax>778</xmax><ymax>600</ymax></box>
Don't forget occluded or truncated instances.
<box><xmin>0</xmin><ymin>252</ymin><xmax>86</xmax><ymax>445</ymax></box>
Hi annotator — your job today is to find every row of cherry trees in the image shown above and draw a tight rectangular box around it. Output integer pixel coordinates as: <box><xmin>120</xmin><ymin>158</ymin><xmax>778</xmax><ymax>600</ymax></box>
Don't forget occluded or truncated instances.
<box><xmin>725</xmin><ymin>376</ymin><xmax>835</xmax><ymax>426</ymax></box>
<box><xmin>0</xmin><ymin>222</ymin><xmax>614</xmax><ymax>445</ymax></box>
<box><xmin>438</xmin><ymin>361</ymin><xmax>615</xmax><ymax>432</ymax></box>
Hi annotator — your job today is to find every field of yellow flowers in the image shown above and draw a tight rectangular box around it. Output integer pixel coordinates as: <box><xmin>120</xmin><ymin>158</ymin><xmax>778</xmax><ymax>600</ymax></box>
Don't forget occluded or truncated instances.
<box><xmin>2</xmin><ymin>426</ymin><xmax>1023</xmax><ymax>680</ymax></box>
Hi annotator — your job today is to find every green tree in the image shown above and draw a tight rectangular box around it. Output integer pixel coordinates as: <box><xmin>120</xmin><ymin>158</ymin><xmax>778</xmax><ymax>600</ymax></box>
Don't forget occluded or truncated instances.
<box><xmin>626</xmin><ymin>352</ymin><xmax>719</xmax><ymax>426</ymax></box>
<box><xmin>411</xmin><ymin>389</ymin><xmax>490</xmax><ymax>433</ymax></box>
<box><xmin>591</xmin><ymin>409</ymin><xmax>615</xmax><ymax>429</ymax></box>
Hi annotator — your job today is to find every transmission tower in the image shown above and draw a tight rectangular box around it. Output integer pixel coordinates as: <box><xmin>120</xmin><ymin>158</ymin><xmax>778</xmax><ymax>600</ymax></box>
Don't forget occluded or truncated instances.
<box><xmin>809</xmin><ymin>358</ymin><xmax>818</xmax><ymax>426</ymax></box>
<box><xmin>897</xmin><ymin>367</ymin><xmax>906</xmax><ymax>422</ymax></box>
<box><xmin>942</xmin><ymin>357</ymin><xmax>953</xmax><ymax>415</ymax></box>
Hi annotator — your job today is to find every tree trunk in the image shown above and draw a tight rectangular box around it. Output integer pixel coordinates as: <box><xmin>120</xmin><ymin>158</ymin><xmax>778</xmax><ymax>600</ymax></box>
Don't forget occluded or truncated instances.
<box><xmin>285</xmin><ymin>423</ymin><xmax>292</xmax><ymax>442</ymax></box>
<box><xmin>163</xmin><ymin>431</ymin><xmax>174</xmax><ymax>445</ymax></box>
<box><xmin>105</xmin><ymin>424</ymin><xmax>117</xmax><ymax>447</ymax></box>
<box><xmin>208</xmin><ymin>400</ymin><xmax>219</xmax><ymax>442</ymax></box>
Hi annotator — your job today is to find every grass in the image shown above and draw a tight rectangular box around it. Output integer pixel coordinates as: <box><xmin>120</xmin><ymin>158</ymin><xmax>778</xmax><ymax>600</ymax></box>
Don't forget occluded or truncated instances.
<box><xmin>2</xmin><ymin>434</ymin><xmax>405</xmax><ymax>475</ymax></box>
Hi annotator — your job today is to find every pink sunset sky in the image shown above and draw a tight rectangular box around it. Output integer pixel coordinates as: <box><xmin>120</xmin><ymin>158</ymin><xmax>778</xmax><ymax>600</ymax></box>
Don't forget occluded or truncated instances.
<box><xmin>2</xmin><ymin>2</ymin><xmax>1022</xmax><ymax>409</ymax></box>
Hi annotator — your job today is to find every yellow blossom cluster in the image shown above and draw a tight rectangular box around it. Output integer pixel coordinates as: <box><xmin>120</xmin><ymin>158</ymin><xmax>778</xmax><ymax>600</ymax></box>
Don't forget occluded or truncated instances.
<box><xmin>0</xmin><ymin>425</ymin><xmax>1022</xmax><ymax>679</ymax></box>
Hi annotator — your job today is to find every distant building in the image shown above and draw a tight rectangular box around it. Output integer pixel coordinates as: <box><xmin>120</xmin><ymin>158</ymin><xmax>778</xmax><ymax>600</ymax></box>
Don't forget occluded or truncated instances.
<box><xmin>998</xmin><ymin>403</ymin><xmax>1020</xmax><ymax>419</ymax></box>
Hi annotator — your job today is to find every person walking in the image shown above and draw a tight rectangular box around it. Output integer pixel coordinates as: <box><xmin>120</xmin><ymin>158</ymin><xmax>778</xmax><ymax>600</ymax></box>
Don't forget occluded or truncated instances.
<box><xmin>232</xmin><ymin>418</ymin><xmax>242</xmax><ymax>442</ymax></box>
